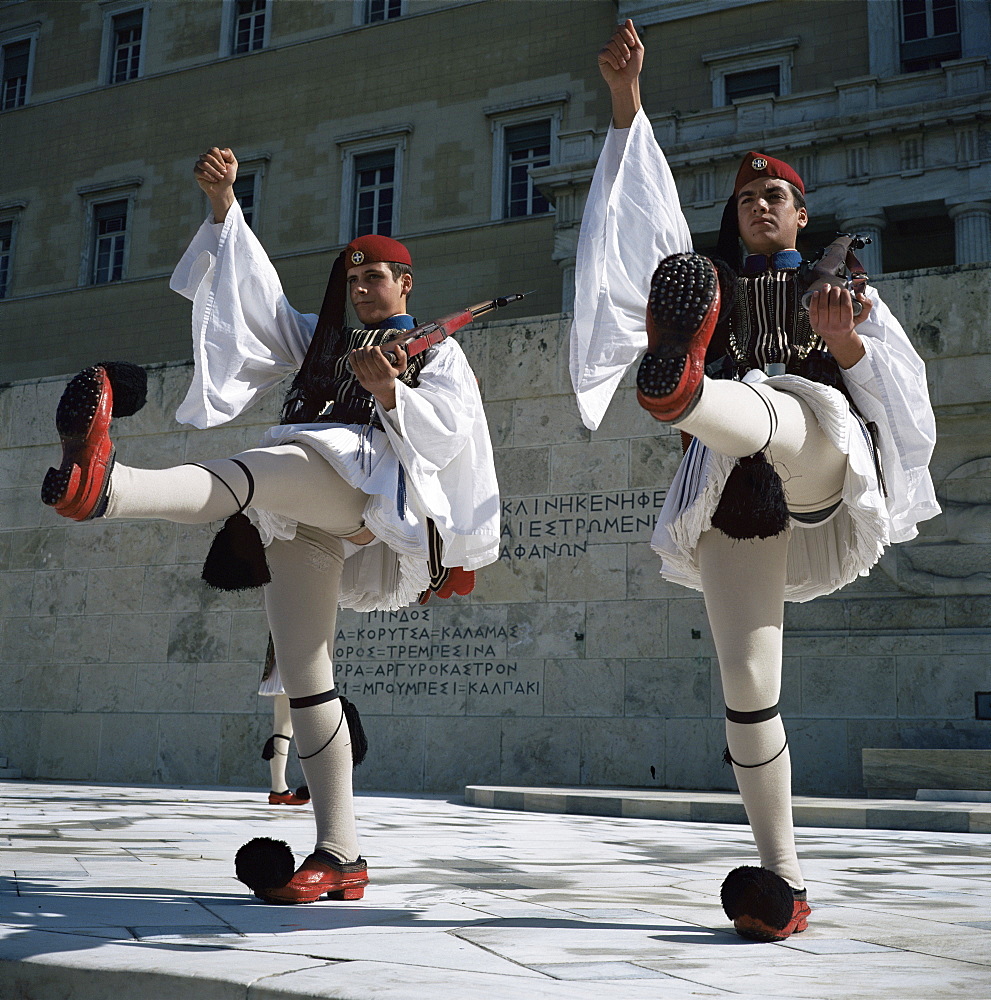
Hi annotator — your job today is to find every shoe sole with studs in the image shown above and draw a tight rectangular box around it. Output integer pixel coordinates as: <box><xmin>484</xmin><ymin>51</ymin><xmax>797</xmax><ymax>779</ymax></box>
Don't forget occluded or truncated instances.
<box><xmin>41</xmin><ymin>365</ymin><xmax>115</xmax><ymax>521</ymax></box>
<box><xmin>636</xmin><ymin>253</ymin><xmax>720</xmax><ymax>422</ymax></box>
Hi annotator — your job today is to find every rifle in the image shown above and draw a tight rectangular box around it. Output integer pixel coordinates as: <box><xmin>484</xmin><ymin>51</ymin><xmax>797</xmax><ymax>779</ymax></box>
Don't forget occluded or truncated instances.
<box><xmin>799</xmin><ymin>234</ymin><xmax>871</xmax><ymax>317</ymax></box>
<box><xmin>354</xmin><ymin>293</ymin><xmax>528</xmax><ymax>368</ymax></box>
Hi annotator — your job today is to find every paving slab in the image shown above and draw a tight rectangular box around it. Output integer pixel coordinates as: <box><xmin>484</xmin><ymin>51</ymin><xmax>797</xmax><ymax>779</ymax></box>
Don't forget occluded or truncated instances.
<box><xmin>0</xmin><ymin>780</ymin><xmax>989</xmax><ymax>1000</ymax></box>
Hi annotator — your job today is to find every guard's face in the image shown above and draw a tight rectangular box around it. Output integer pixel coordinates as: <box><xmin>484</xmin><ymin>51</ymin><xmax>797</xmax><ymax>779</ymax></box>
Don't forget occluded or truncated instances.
<box><xmin>347</xmin><ymin>262</ymin><xmax>412</xmax><ymax>326</ymax></box>
<box><xmin>736</xmin><ymin>178</ymin><xmax>808</xmax><ymax>255</ymax></box>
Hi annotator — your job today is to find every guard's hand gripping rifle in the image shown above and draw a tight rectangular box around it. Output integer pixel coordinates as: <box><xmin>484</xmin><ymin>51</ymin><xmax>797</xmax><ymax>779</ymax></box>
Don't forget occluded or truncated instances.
<box><xmin>374</xmin><ymin>293</ymin><xmax>528</xmax><ymax>367</ymax></box>
<box><xmin>799</xmin><ymin>234</ymin><xmax>871</xmax><ymax>317</ymax></box>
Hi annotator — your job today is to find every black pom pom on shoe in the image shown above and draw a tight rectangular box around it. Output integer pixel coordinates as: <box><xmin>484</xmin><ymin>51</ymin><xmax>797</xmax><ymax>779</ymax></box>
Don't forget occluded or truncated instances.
<box><xmin>711</xmin><ymin>453</ymin><xmax>789</xmax><ymax>540</ymax></box>
<box><xmin>97</xmin><ymin>361</ymin><xmax>148</xmax><ymax>417</ymax></box>
<box><xmin>720</xmin><ymin>865</ymin><xmax>794</xmax><ymax>928</ymax></box>
<box><xmin>234</xmin><ymin>837</ymin><xmax>296</xmax><ymax>892</ymax></box>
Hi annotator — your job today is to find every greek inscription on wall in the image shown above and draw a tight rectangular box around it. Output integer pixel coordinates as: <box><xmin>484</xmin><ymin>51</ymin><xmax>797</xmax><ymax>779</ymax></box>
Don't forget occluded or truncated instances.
<box><xmin>333</xmin><ymin>491</ymin><xmax>669</xmax><ymax>703</ymax></box>
<box><xmin>334</xmin><ymin>608</ymin><xmax>537</xmax><ymax>700</ymax></box>
<box><xmin>499</xmin><ymin>489</ymin><xmax>668</xmax><ymax>560</ymax></box>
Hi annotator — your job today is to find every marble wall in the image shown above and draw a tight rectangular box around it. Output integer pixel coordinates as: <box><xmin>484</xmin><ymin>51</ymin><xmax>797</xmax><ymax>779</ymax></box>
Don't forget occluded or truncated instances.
<box><xmin>2</xmin><ymin>263</ymin><xmax>989</xmax><ymax>795</ymax></box>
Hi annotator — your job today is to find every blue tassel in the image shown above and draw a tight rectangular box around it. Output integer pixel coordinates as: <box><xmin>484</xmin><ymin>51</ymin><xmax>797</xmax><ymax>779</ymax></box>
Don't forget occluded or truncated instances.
<box><xmin>397</xmin><ymin>465</ymin><xmax>407</xmax><ymax>521</ymax></box>
<box><xmin>355</xmin><ymin>424</ymin><xmax>374</xmax><ymax>475</ymax></box>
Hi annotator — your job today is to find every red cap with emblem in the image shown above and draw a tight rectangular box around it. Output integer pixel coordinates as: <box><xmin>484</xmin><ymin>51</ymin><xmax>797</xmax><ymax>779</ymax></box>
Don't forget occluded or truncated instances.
<box><xmin>733</xmin><ymin>151</ymin><xmax>805</xmax><ymax>196</ymax></box>
<box><xmin>343</xmin><ymin>234</ymin><xmax>413</xmax><ymax>270</ymax></box>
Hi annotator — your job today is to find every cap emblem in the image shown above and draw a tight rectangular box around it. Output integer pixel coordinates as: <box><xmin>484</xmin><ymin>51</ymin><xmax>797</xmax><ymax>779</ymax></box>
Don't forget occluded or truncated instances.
<box><xmin>752</xmin><ymin>156</ymin><xmax>768</xmax><ymax>171</ymax></box>
<box><xmin>350</xmin><ymin>250</ymin><xmax>365</xmax><ymax>265</ymax></box>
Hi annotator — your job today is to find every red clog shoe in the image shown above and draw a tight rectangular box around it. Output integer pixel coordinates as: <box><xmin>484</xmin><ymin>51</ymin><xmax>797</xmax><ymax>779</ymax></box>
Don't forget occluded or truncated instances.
<box><xmin>259</xmin><ymin>852</ymin><xmax>369</xmax><ymax>904</ymax></box>
<box><xmin>636</xmin><ymin>253</ymin><xmax>720</xmax><ymax>423</ymax></box>
<box><xmin>41</xmin><ymin>365</ymin><xmax>115</xmax><ymax>521</ymax></box>
<box><xmin>733</xmin><ymin>897</ymin><xmax>812</xmax><ymax>942</ymax></box>
<box><xmin>268</xmin><ymin>786</ymin><xmax>311</xmax><ymax>806</ymax></box>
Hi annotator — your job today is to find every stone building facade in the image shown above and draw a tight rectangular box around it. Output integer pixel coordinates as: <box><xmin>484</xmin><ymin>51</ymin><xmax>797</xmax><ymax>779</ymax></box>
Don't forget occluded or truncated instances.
<box><xmin>1</xmin><ymin>263</ymin><xmax>989</xmax><ymax>795</ymax></box>
<box><xmin>1</xmin><ymin>0</ymin><xmax>989</xmax><ymax>794</ymax></box>
<box><xmin>1</xmin><ymin>0</ymin><xmax>989</xmax><ymax>380</ymax></box>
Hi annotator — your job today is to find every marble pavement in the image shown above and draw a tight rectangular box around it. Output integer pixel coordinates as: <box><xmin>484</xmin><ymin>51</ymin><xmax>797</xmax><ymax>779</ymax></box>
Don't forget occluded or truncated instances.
<box><xmin>1</xmin><ymin>781</ymin><xmax>989</xmax><ymax>999</ymax></box>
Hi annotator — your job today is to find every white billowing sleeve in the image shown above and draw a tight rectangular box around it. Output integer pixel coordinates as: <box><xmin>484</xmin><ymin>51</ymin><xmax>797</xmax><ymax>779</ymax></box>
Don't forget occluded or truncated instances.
<box><xmin>570</xmin><ymin>107</ymin><xmax>693</xmax><ymax>430</ymax></box>
<box><xmin>171</xmin><ymin>201</ymin><xmax>317</xmax><ymax>428</ymax></box>
<box><xmin>841</xmin><ymin>288</ymin><xmax>940</xmax><ymax>541</ymax></box>
<box><xmin>379</xmin><ymin>339</ymin><xmax>500</xmax><ymax>570</ymax></box>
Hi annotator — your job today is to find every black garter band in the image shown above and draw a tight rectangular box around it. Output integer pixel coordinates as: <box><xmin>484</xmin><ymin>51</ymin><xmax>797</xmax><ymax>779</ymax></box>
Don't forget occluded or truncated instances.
<box><xmin>290</xmin><ymin>687</ymin><xmax>341</xmax><ymax>709</ymax></box>
<box><xmin>723</xmin><ymin>703</ymin><xmax>788</xmax><ymax>768</ymax></box>
<box><xmin>261</xmin><ymin>733</ymin><xmax>290</xmax><ymax>760</ymax></box>
<box><xmin>189</xmin><ymin>458</ymin><xmax>254</xmax><ymax>513</ymax></box>
<box><xmin>289</xmin><ymin>688</ymin><xmax>345</xmax><ymax>761</ymax></box>
<box><xmin>743</xmin><ymin>381</ymin><xmax>778</xmax><ymax>455</ymax></box>
<box><xmin>725</xmin><ymin>703</ymin><xmax>780</xmax><ymax>725</ymax></box>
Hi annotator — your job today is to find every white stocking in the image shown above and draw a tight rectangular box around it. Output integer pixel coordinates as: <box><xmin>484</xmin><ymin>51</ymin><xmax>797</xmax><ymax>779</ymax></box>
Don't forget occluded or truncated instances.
<box><xmin>104</xmin><ymin>443</ymin><xmax>368</xmax><ymax>535</ymax></box>
<box><xmin>698</xmin><ymin>526</ymin><xmax>803</xmax><ymax>890</ymax></box>
<box><xmin>268</xmin><ymin>694</ymin><xmax>293</xmax><ymax>793</ymax></box>
<box><xmin>263</xmin><ymin>527</ymin><xmax>360</xmax><ymax>863</ymax></box>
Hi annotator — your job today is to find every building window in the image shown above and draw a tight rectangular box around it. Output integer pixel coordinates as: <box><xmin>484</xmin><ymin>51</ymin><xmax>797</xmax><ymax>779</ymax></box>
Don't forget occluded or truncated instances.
<box><xmin>900</xmin><ymin>0</ymin><xmax>960</xmax><ymax>71</ymax></box>
<box><xmin>692</xmin><ymin>168</ymin><xmax>714</xmax><ymax>205</ymax></box>
<box><xmin>233</xmin><ymin>0</ymin><xmax>267</xmax><ymax>53</ymax></box>
<box><xmin>353</xmin><ymin>149</ymin><xmax>395</xmax><ymax>237</ymax></box>
<box><xmin>846</xmin><ymin>145</ymin><xmax>870</xmax><ymax>180</ymax></box>
<box><xmin>91</xmin><ymin>199</ymin><xmax>128</xmax><ymax>284</ymax></box>
<box><xmin>795</xmin><ymin>152</ymin><xmax>817</xmax><ymax>191</ymax></box>
<box><xmin>900</xmin><ymin>136</ymin><xmax>924</xmax><ymax>172</ymax></box>
<box><xmin>364</xmin><ymin>0</ymin><xmax>402</xmax><ymax>24</ymax></box>
<box><xmin>1</xmin><ymin>38</ymin><xmax>31</xmax><ymax>110</ymax></box>
<box><xmin>233</xmin><ymin>172</ymin><xmax>257</xmax><ymax>228</ymax></box>
<box><xmin>724</xmin><ymin>65</ymin><xmax>780</xmax><ymax>102</ymax></box>
<box><xmin>0</xmin><ymin>220</ymin><xmax>13</xmax><ymax>298</ymax></box>
<box><xmin>486</xmin><ymin>98</ymin><xmax>563</xmax><ymax>222</ymax></box>
<box><xmin>504</xmin><ymin>120</ymin><xmax>551</xmax><ymax>218</ymax></box>
<box><xmin>110</xmin><ymin>9</ymin><xmax>144</xmax><ymax>83</ymax></box>
<box><xmin>955</xmin><ymin>127</ymin><xmax>980</xmax><ymax>165</ymax></box>
<box><xmin>703</xmin><ymin>38</ymin><xmax>798</xmax><ymax>107</ymax></box>
<box><xmin>337</xmin><ymin>128</ymin><xmax>408</xmax><ymax>243</ymax></box>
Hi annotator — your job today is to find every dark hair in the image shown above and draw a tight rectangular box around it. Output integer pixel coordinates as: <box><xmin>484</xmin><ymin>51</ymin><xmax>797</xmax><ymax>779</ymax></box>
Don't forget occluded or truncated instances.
<box><xmin>386</xmin><ymin>261</ymin><xmax>412</xmax><ymax>302</ymax></box>
<box><xmin>783</xmin><ymin>181</ymin><xmax>806</xmax><ymax>211</ymax></box>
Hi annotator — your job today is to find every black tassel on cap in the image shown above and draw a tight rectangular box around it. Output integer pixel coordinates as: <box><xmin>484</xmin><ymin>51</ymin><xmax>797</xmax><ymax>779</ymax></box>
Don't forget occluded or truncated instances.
<box><xmin>201</xmin><ymin>512</ymin><xmax>271</xmax><ymax>590</ymax></box>
<box><xmin>234</xmin><ymin>837</ymin><xmax>296</xmax><ymax>892</ymax></box>
<box><xmin>711</xmin><ymin>453</ymin><xmax>788</xmax><ymax>540</ymax></box>
<box><xmin>341</xmin><ymin>696</ymin><xmax>368</xmax><ymax>767</ymax></box>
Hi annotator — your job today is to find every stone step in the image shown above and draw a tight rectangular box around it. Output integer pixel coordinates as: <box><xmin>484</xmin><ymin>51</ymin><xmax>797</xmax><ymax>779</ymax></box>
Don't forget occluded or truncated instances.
<box><xmin>0</xmin><ymin>768</ymin><xmax>22</xmax><ymax>780</ymax></box>
<box><xmin>863</xmin><ymin>748</ymin><xmax>991</xmax><ymax>796</ymax></box>
<box><xmin>465</xmin><ymin>784</ymin><xmax>991</xmax><ymax>834</ymax></box>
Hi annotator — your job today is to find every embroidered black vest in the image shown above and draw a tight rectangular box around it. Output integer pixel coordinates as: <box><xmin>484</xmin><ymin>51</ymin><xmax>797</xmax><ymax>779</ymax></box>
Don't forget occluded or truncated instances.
<box><xmin>280</xmin><ymin>326</ymin><xmax>427</xmax><ymax>429</ymax></box>
<box><xmin>729</xmin><ymin>270</ymin><xmax>825</xmax><ymax>374</ymax></box>
<box><xmin>707</xmin><ymin>260</ymin><xmax>843</xmax><ymax>390</ymax></box>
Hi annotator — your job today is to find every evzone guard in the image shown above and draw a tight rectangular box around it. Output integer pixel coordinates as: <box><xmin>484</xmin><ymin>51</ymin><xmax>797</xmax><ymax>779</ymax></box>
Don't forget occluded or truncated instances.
<box><xmin>575</xmin><ymin>22</ymin><xmax>938</xmax><ymax>941</ymax></box>
<box><xmin>42</xmin><ymin>146</ymin><xmax>504</xmax><ymax>904</ymax></box>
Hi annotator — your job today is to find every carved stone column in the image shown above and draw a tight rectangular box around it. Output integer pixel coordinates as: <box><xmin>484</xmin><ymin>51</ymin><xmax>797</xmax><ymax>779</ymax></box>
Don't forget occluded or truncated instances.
<box><xmin>948</xmin><ymin>202</ymin><xmax>991</xmax><ymax>264</ymax></box>
<box><xmin>839</xmin><ymin>215</ymin><xmax>886</xmax><ymax>277</ymax></box>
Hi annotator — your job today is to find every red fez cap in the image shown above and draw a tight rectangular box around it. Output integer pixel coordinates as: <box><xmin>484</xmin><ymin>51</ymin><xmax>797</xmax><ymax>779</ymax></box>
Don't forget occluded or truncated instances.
<box><xmin>343</xmin><ymin>234</ymin><xmax>413</xmax><ymax>270</ymax></box>
<box><xmin>733</xmin><ymin>151</ymin><xmax>805</xmax><ymax>196</ymax></box>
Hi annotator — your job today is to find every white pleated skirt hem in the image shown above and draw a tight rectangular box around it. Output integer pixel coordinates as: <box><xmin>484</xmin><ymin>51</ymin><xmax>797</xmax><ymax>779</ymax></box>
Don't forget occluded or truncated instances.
<box><xmin>651</xmin><ymin>373</ymin><xmax>891</xmax><ymax>603</ymax></box>
<box><xmin>246</xmin><ymin>422</ymin><xmax>431</xmax><ymax>612</ymax></box>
